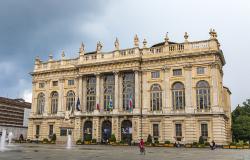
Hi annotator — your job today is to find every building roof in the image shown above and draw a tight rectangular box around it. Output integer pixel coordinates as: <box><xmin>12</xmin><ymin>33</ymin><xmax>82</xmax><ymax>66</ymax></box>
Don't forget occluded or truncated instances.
<box><xmin>151</xmin><ymin>41</ymin><xmax>177</xmax><ymax>47</ymax></box>
<box><xmin>0</xmin><ymin>97</ymin><xmax>31</xmax><ymax>109</ymax></box>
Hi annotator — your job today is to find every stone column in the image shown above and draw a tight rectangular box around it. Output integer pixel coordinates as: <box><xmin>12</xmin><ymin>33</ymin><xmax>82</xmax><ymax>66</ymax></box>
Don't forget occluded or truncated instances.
<box><xmin>31</xmin><ymin>81</ymin><xmax>37</xmax><ymax>114</ymax></box>
<box><xmin>100</xmin><ymin>76</ymin><xmax>104</xmax><ymax>112</ymax></box>
<box><xmin>58</xmin><ymin>78</ymin><xmax>64</xmax><ymax>116</ymax></box>
<box><xmin>78</xmin><ymin>76</ymin><xmax>83</xmax><ymax>112</ymax></box>
<box><xmin>134</xmin><ymin>70</ymin><xmax>140</xmax><ymax>114</ymax></box>
<box><xmin>162</xmin><ymin>66</ymin><xmax>171</xmax><ymax>113</ymax></box>
<box><xmin>94</xmin><ymin>73</ymin><xmax>100</xmax><ymax>113</ymax></box>
<box><xmin>119</xmin><ymin>73</ymin><xmax>123</xmax><ymax>112</ymax></box>
<box><xmin>82</xmin><ymin>76</ymin><xmax>87</xmax><ymax>113</ymax></box>
<box><xmin>141</xmin><ymin>72</ymin><xmax>148</xmax><ymax>114</ymax></box>
<box><xmin>113</xmin><ymin>71</ymin><xmax>119</xmax><ymax>113</ymax></box>
<box><xmin>184</xmin><ymin>65</ymin><xmax>193</xmax><ymax>113</ymax></box>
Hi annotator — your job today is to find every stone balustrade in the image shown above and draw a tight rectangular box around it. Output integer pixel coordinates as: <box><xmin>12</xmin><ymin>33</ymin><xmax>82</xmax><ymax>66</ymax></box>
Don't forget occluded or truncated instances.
<box><xmin>34</xmin><ymin>39</ymin><xmax>219</xmax><ymax>72</ymax></box>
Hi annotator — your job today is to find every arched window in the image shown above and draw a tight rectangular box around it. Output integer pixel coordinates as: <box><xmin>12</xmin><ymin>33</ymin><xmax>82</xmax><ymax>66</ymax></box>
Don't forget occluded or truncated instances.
<box><xmin>66</xmin><ymin>90</ymin><xmax>75</xmax><ymax>111</ymax></box>
<box><xmin>37</xmin><ymin>93</ymin><xmax>45</xmax><ymax>114</ymax></box>
<box><xmin>150</xmin><ymin>84</ymin><xmax>162</xmax><ymax>111</ymax></box>
<box><xmin>196</xmin><ymin>81</ymin><xmax>210</xmax><ymax>109</ymax></box>
<box><xmin>104</xmin><ymin>75</ymin><xmax>115</xmax><ymax>111</ymax></box>
<box><xmin>122</xmin><ymin>73</ymin><xmax>135</xmax><ymax>111</ymax></box>
<box><xmin>51</xmin><ymin>91</ymin><xmax>58</xmax><ymax>114</ymax></box>
<box><xmin>172</xmin><ymin>82</ymin><xmax>185</xmax><ymax>110</ymax></box>
<box><xmin>86</xmin><ymin>77</ymin><xmax>96</xmax><ymax>112</ymax></box>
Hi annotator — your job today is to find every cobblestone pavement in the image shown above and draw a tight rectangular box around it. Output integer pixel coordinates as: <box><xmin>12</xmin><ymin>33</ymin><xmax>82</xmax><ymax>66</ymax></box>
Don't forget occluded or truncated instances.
<box><xmin>0</xmin><ymin>144</ymin><xmax>250</xmax><ymax>160</ymax></box>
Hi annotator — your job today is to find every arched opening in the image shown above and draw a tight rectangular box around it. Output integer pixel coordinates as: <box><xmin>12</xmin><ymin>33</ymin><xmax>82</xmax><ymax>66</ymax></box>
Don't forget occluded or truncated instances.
<box><xmin>83</xmin><ymin>121</ymin><xmax>92</xmax><ymax>141</ymax></box>
<box><xmin>121</xmin><ymin>120</ymin><xmax>132</xmax><ymax>144</ymax></box>
<box><xmin>102</xmin><ymin>120</ymin><xmax>112</xmax><ymax>143</ymax></box>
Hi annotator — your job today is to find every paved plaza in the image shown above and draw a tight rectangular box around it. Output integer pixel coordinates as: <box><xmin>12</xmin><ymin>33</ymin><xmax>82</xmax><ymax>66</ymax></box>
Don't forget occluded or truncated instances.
<box><xmin>0</xmin><ymin>144</ymin><xmax>250</xmax><ymax>160</ymax></box>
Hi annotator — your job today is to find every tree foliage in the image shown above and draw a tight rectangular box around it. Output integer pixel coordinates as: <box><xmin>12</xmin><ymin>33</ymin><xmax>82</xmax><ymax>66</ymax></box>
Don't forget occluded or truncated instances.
<box><xmin>232</xmin><ymin>99</ymin><xmax>250</xmax><ymax>142</ymax></box>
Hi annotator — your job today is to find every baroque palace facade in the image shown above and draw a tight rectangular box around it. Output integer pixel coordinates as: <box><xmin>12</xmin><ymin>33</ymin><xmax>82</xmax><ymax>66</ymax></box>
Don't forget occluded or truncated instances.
<box><xmin>28</xmin><ymin>29</ymin><xmax>232</xmax><ymax>145</ymax></box>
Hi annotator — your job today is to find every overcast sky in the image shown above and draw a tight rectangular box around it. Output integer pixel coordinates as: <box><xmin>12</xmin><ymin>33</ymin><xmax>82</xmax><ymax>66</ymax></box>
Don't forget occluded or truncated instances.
<box><xmin>0</xmin><ymin>0</ymin><xmax>249</xmax><ymax>110</ymax></box>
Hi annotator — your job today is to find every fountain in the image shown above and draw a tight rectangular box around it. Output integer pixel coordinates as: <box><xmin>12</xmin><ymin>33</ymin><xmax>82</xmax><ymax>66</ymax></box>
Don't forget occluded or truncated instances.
<box><xmin>0</xmin><ymin>129</ymin><xmax>7</xmax><ymax>151</ymax></box>
<box><xmin>8</xmin><ymin>132</ymin><xmax>13</xmax><ymax>144</ymax></box>
<box><xmin>66</xmin><ymin>135</ymin><xmax>72</xmax><ymax>149</ymax></box>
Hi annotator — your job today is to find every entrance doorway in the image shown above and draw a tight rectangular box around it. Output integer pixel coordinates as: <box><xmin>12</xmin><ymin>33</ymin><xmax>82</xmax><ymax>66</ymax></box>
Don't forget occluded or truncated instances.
<box><xmin>121</xmin><ymin>120</ymin><xmax>132</xmax><ymax>144</ymax></box>
<box><xmin>83</xmin><ymin>121</ymin><xmax>92</xmax><ymax>141</ymax></box>
<box><xmin>102</xmin><ymin>120</ymin><xmax>112</xmax><ymax>143</ymax></box>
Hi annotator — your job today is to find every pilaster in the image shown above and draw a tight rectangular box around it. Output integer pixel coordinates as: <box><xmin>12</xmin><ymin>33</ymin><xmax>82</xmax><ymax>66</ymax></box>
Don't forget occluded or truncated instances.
<box><xmin>134</xmin><ymin>70</ymin><xmax>140</xmax><ymax>114</ymax></box>
<box><xmin>94</xmin><ymin>73</ymin><xmax>100</xmax><ymax>114</ymax></box>
<box><xmin>82</xmin><ymin>77</ymin><xmax>87</xmax><ymax>113</ymax></box>
<box><xmin>113</xmin><ymin>71</ymin><xmax>119</xmax><ymax>113</ymax></box>
<box><xmin>162</xmin><ymin>66</ymin><xmax>171</xmax><ymax>113</ymax></box>
<box><xmin>57</xmin><ymin>78</ymin><xmax>64</xmax><ymax>116</ymax></box>
<box><xmin>184</xmin><ymin>65</ymin><xmax>193</xmax><ymax>113</ymax></box>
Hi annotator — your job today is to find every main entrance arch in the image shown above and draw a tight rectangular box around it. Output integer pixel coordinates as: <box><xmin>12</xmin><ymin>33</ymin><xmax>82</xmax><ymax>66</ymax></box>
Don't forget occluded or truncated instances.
<box><xmin>121</xmin><ymin>120</ymin><xmax>132</xmax><ymax>144</ymax></box>
<box><xmin>102</xmin><ymin>120</ymin><xmax>112</xmax><ymax>142</ymax></box>
<box><xmin>83</xmin><ymin>121</ymin><xmax>92</xmax><ymax>141</ymax></box>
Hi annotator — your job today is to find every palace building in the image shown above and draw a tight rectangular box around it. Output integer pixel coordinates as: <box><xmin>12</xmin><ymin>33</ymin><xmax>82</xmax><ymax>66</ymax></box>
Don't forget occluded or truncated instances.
<box><xmin>27</xmin><ymin>29</ymin><xmax>232</xmax><ymax>145</ymax></box>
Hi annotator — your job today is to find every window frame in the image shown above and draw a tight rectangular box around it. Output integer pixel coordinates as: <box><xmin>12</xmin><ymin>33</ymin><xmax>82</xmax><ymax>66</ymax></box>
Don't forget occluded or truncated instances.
<box><xmin>172</xmin><ymin>82</ymin><xmax>185</xmax><ymax>110</ymax></box>
<box><xmin>86</xmin><ymin>77</ymin><xmax>96</xmax><ymax>112</ymax></box>
<box><xmin>173</xmin><ymin>69</ymin><xmax>182</xmax><ymax>76</ymax></box>
<box><xmin>122</xmin><ymin>73</ymin><xmax>135</xmax><ymax>111</ymax></box>
<box><xmin>196</xmin><ymin>80</ymin><xmax>210</xmax><ymax>109</ymax></box>
<box><xmin>66</xmin><ymin>90</ymin><xmax>75</xmax><ymax>111</ymax></box>
<box><xmin>150</xmin><ymin>84</ymin><xmax>162</xmax><ymax>111</ymax></box>
<box><xmin>197</xmin><ymin>67</ymin><xmax>205</xmax><ymax>75</ymax></box>
<box><xmin>103</xmin><ymin>74</ymin><xmax>115</xmax><ymax>111</ymax></box>
<box><xmin>68</xmin><ymin>79</ymin><xmax>75</xmax><ymax>86</ymax></box>
<box><xmin>151</xmin><ymin>71</ymin><xmax>160</xmax><ymax>79</ymax></box>
<box><xmin>51</xmin><ymin>91</ymin><xmax>58</xmax><ymax>114</ymax></box>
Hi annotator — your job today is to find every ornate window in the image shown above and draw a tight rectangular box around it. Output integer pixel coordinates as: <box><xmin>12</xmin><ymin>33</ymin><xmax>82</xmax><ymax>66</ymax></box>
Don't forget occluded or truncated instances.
<box><xmin>104</xmin><ymin>75</ymin><xmax>115</xmax><ymax>111</ymax></box>
<box><xmin>150</xmin><ymin>84</ymin><xmax>162</xmax><ymax>111</ymax></box>
<box><xmin>66</xmin><ymin>90</ymin><xmax>75</xmax><ymax>111</ymax></box>
<box><xmin>122</xmin><ymin>73</ymin><xmax>135</xmax><ymax>110</ymax></box>
<box><xmin>51</xmin><ymin>91</ymin><xmax>58</xmax><ymax>114</ymax></box>
<box><xmin>37</xmin><ymin>93</ymin><xmax>45</xmax><ymax>114</ymax></box>
<box><xmin>86</xmin><ymin>77</ymin><xmax>96</xmax><ymax>112</ymax></box>
<box><xmin>196</xmin><ymin>81</ymin><xmax>210</xmax><ymax>109</ymax></box>
<box><xmin>172</xmin><ymin>82</ymin><xmax>185</xmax><ymax>110</ymax></box>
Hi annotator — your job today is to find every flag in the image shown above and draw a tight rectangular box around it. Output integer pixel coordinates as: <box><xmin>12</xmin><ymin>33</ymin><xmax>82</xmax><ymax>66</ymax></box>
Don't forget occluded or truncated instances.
<box><xmin>129</xmin><ymin>96</ymin><xmax>133</xmax><ymax>112</ymax></box>
<box><xmin>96</xmin><ymin>103</ymin><xmax>100</xmax><ymax>111</ymax></box>
<box><xmin>109</xmin><ymin>96</ymin><xmax>113</xmax><ymax>110</ymax></box>
<box><xmin>76</xmin><ymin>97</ymin><xmax>81</xmax><ymax>111</ymax></box>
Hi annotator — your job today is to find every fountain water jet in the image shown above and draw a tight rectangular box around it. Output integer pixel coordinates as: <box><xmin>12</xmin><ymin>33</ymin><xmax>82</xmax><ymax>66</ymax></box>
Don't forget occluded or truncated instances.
<box><xmin>8</xmin><ymin>132</ymin><xmax>13</xmax><ymax>144</ymax></box>
<box><xmin>66</xmin><ymin>134</ymin><xmax>72</xmax><ymax>149</ymax></box>
<box><xmin>0</xmin><ymin>129</ymin><xmax>7</xmax><ymax>151</ymax></box>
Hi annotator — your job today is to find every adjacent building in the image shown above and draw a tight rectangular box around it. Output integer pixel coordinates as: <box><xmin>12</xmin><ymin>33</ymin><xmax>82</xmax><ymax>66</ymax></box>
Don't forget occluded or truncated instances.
<box><xmin>28</xmin><ymin>29</ymin><xmax>232</xmax><ymax>144</ymax></box>
<box><xmin>0</xmin><ymin>97</ymin><xmax>31</xmax><ymax>139</ymax></box>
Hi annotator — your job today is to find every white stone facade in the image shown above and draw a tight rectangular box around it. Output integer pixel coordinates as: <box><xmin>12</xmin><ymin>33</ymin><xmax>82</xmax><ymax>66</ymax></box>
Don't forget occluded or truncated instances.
<box><xmin>28</xmin><ymin>30</ymin><xmax>232</xmax><ymax>145</ymax></box>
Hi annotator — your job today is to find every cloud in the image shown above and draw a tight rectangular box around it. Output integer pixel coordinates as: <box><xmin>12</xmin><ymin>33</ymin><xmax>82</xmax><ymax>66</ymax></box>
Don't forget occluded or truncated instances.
<box><xmin>22</xmin><ymin>89</ymin><xmax>32</xmax><ymax>103</ymax></box>
<box><xmin>0</xmin><ymin>0</ymin><xmax>249</xmax><ymax>109</ymax></box>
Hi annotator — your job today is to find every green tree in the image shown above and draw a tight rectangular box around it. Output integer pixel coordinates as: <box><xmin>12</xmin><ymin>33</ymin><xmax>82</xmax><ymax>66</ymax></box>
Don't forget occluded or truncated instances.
<box><xmin>232</xmin><ymin>99</ymin><xmax>250</xmax><ymax>142</ymax></box>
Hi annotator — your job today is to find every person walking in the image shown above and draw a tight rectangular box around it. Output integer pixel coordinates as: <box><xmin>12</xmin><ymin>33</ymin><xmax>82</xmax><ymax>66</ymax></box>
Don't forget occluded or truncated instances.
<box><xmin>210</xmin><ymin>140</ymin><xmax>216</xmax><ymax>150</ymax></box>
<box><xmin>139</xmin><ymin>139</ymin><xmax>145</xmax><ymax>155</ymax></box>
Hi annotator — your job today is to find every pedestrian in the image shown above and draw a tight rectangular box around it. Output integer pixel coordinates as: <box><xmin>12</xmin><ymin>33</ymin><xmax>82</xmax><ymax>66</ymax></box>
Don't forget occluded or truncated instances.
<box><xmin>210</xmin><ymin>140</ymin><xmax>216</xmax><ymax>150</ymax></box>
<box><xmin>139</xmin><ymin>139</ymin><xmax>145</xmax><ymax>155</ymax></box>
